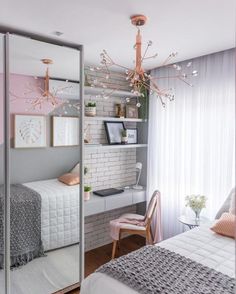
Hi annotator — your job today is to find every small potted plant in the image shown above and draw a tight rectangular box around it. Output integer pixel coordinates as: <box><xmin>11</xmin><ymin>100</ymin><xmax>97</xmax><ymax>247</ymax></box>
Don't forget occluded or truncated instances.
<box><xmin>85</xmin><ymin>101</ymin><xmax>96</xmax><ymax>117</ymax></box>
<box><xmin>84</xmin><ymin>185</ymin><xmax>92</xmax><ymax>201</ymax></box>
<box><xmin>185</xmin><ymin>195</ymin><xmax>207</xmax><ymax>220</ymax></box>
<box><xmin>121</xmin><ymin>129</ymin><xmax>128</xmax><ymax>144</ymax></box>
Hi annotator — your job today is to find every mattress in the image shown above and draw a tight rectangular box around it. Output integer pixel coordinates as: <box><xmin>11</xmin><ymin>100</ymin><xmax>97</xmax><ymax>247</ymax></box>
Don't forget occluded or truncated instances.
<box><xmin>81</xmin><ymin>224</ymin><xmax>235</xmax><ymax>294</ymax></box>
<box><xmin>24</xmin><ymin>179</ymin><xmax>80</xmax><ymax>251</ymax></box>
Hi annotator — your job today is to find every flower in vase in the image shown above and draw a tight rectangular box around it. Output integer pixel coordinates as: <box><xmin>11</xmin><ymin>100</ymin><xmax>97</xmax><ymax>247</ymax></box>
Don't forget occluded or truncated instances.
<box><xmin>185</xmin><ymin>195</ymin><xmax>207</xmax><ymax>219</ymax></box>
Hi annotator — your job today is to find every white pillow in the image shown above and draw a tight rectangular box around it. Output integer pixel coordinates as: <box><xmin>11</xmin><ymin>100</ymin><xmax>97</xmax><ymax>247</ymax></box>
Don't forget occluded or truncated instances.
<box><xmin>215</xmin><ymin>187</ymin><xmax>235</xmax><ymax>219</ymax></box>
<box><xmin>70</xmin><ymin>163</ymin><xmax>80</xmax><ymax>174</ymax></box>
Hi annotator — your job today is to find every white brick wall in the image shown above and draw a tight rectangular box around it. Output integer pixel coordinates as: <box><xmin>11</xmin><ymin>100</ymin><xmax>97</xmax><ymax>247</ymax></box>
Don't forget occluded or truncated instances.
<box><xmin>85</xmin><ymin>205</ymin><xmax>137</xmax><ymax>251</ymax></box>
<box><xmin>85</xmin><ymin>148</ymin><xmax>136</xmax><ymax>190</ymax></box>
<box><xmin>83</xmin><ymin>88</ymin><xmax>139</xmax><ymax>250</ymax></box>
<box><xmin>84</xmin><ymin>94</ymin><xmax>137</xmax><ymax>191</ymax></box>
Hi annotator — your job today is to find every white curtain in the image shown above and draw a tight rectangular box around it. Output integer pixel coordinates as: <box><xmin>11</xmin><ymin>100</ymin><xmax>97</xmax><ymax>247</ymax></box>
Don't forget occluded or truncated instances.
<box><xmin>147</xmin><ymin>49</ymin><xmax>235</xmax><ymax>240</ymax></box>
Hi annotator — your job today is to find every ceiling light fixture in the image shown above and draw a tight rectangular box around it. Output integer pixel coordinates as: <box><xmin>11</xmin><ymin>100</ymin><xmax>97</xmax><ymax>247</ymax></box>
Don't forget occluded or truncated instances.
<box><xmin>87</xmin><ymin>15</ymin><xmax>198</xmax><ymax>107</ymax></box>
<box><xmin>11</xmin><ymin>58</ymin><xmax>72</xmax><ymax>110</ymax></box>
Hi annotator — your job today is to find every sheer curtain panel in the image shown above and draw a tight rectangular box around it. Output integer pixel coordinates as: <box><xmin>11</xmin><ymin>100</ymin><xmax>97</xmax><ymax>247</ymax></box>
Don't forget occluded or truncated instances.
<box><xmin>147</xmin><ymin>49</ymin><xmax>235</xmax><ymax>239</ymax></box>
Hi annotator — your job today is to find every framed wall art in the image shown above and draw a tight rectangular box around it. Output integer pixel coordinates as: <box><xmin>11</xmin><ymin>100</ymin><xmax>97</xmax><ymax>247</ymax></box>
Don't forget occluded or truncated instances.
<box><xmin>14</xmin><ymin>114</ymin><xmax>46</xmax><ymax>148</ymax></box>
<box><xmin>126</xmin><ymin>128</ymin><xmax>138</xmax><ymax>144</ymax></box>
<box><xmin>104</xmin><ymin>121</ymin><xmax>125</xmax><ymax>145</ymax></box>
<box><xmin>126</xmin><ymin>104</ymin><xmax>139</xmax><ymax>119</ymax></box>
<box><xmin>52</xmin><ymin>116</ymin><xmax>79</xmax><ymax>147</ymax></box>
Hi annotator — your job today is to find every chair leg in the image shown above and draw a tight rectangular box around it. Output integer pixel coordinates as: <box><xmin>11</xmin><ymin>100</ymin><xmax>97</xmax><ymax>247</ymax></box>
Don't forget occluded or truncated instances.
<box><xmin>146</xmin><ymin>230</ymin><xmax>153</xmax><ymax>245</ymax></box>
<box><xmin>112</xmin><ymin>240</ymin><xmax>117</xmax><ymax>259</ymax></box>
<box><xmin>117</xmin><ymin>232</ymin><xmax>121</xmax><ymax>250</ymax></box>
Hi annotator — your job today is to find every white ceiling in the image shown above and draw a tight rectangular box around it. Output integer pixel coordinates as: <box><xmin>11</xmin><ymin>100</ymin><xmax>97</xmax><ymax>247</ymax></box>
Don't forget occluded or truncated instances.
<box><xmin>8</xmin><ymin>35</ymin><xmax>80</xmax><ymax>80</ymax></box>
<box><xmin>0</xmin><ymin>0</ymin><xmax>235</xmax><ymax>77</ymax></box>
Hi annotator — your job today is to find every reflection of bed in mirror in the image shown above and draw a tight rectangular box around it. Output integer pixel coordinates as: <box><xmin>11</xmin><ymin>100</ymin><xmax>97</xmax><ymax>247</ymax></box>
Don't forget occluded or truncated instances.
<box><xmin>24</xmin><ymin>178</ymin><xmax>80</xmax><ymax>251</ymax></box>
<box><xmin>0</xmin><ymin>178</ymin><xmax>80</xmax><ymax>270</ymax></box>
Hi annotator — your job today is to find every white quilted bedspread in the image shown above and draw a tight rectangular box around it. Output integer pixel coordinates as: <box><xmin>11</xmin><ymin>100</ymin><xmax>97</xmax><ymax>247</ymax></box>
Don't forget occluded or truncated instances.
<box><xmin>81</xmin><ymin>224</ymin><xmax>235</xmax><ymax>294</ymax></box>
<box><xmin>24</xmin><ymin>179</ymin><xmax>80</xmax><ymax>251</ymax></box>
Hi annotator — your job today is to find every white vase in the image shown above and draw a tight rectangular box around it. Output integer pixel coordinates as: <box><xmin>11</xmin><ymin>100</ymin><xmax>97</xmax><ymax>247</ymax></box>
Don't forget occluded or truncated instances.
<box><xmin>85</xmin><ymin>106</ymin><xmax>96</xmax><ymax>117</ymax></box>
<box><xmin>84</xmin><ymin>191</ymin><xmax>91</xmax><ymax>201</ymax></box>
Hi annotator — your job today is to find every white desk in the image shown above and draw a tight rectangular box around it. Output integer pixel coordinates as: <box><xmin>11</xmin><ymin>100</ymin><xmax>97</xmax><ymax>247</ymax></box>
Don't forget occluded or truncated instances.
<box><xmin>84</xmin><ymin>188</ymin><xmax>146</xmax><ymax>217</ymax></box>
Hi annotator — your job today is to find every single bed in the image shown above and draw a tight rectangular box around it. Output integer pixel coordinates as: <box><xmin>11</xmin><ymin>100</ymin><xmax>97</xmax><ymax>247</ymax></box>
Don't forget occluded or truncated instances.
<box><xmin>24</xmin><ymin>178</ymin><xmax>80</xmax><ymax>251</ymax></box>
<box><xmin>81</xmin><ymin>223</ymin><xmax>235</xmax><ymax>294</ymax></box>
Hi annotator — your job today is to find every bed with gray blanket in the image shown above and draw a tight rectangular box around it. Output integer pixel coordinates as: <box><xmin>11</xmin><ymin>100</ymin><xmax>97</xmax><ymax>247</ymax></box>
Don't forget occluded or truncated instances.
<box><xmin>81</xmin><ymin>224</ymin><xmax>235</xmax><ymax>294</ymax></box>
<box><xmin>0</xmin><ymin>178</ymin><xmax>81</xmax><ymax>268</ymax></box>
<box><xmin>0</xmin><ymin>184</ymin><xmax>44</xmax><ymax>268</ymax></box>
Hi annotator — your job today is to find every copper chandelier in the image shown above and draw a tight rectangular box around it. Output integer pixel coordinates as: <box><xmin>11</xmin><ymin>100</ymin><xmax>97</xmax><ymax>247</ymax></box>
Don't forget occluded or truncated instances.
<box><xmin>87</xmin><ymin>15</ymin><xmax>198</xmax><ymax>107</ymax></box>
<box><xmin>11</xmin><ymin>58</ymin><xmax>72</xmax><ymax>111</ymax></box>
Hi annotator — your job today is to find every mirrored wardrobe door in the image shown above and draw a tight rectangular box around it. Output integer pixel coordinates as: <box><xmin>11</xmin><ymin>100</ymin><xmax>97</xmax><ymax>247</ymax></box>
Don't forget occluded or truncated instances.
<box><xmin>0</xmin><ymin>32</ymin><xmax>6</xmax><ymax>293</ymax></box>
<box><xmin>9</xmin><ymin>34</ymin><xmax>81</xmax><ymax>294</ymax></box>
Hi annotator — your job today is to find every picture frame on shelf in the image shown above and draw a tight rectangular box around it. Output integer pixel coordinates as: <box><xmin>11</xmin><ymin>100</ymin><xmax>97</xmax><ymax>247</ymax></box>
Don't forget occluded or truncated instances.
<box><xmin>104</xmin><ymin>121</ymin><xmax>125</xmax><ymax>145</ymax></box>
<box><xmin>14</xmin><ymin>114</ymin><xmax>46</xmax><ymax>148</ymax></box>
<box><xmin>126</xmin><ymin>128</ymin><xmax>138</xmax><ymax>144</ymax></box>
<box><xmin>126</xmin><ymin>104</ymin><xmax>139</xmax><ymax>119</ymax></box>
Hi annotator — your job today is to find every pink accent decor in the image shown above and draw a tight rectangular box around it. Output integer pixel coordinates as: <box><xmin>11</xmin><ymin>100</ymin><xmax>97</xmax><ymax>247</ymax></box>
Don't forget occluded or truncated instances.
<box><xmin>0</xmin><ymin>73</ymin><xmax>63</xmax><ymax>144</ymax></box>
<box><xmin>110</xmin><ymin>191</ymin><xmax>162</xmax><ymax>244</ymax></box>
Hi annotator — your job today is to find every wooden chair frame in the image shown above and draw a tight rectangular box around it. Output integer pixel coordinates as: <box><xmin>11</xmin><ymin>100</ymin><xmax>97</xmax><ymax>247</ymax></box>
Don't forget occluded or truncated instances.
<box><xmin>111</xmin><ymin>198</ymin><xmax>157</xmax><ymax>259</ymax></box>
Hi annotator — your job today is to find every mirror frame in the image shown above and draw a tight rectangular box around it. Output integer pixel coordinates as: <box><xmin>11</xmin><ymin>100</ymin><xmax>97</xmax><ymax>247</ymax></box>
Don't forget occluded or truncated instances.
<box><xmin>0</xmin><ymin>28</ymin><xmax>84</xmax><ymax>294</ymax></box>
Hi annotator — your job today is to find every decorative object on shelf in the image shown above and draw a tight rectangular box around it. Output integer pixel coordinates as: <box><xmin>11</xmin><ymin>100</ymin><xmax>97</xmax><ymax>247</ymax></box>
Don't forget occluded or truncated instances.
<box><xmin>87</xmin><ymin>15</ymin><xmax>198</xmax><ymax>107</ymax></box>
<box><xmin>115</xmin><ymin>103</ymin><xmax>125</xmax><ymax>118</ymax></box>
<box><xmin>185</xmin><ymin>195</ymin><xmax>207</xmax><ymax>221</ymax></box>
<box><xmin>52</xmin><ymin>116</ymin><xmax>79</xmax><ymax>147</ymax></box>
<box><xmin>84</xmin><ymin>185</ymin><xmax>92</xmax><ymax>201</ymax></box>
<box><xmin>84</xmin><ymin>124</ymin><xmax>92</xmax><ymax>143</ymax></box>
<box><xmin>14</xmin><ymin>114</ymin><xmax>46</xmax><ymax>148</ymax></box>
<box><xmin>104</xmin><ymin>121</ymin><xmax>125</xmax><ymax>144</ymax></box>
<box><xmin>121</xmin><ymin>129</ymin><xmax>128</xmax><ymax>144</ymax></box>
<box><xmin>126</xmin><ymin>128</ymin><xmax>138</xmax><ymax>144</ymax></box>
<box><xmin>11</xmin><ymin>59</ymin><xmax>72</xmax><ymax>110</ymax></box>
<box><xmin>126</xmin><ymin>104</ymin><xmax>139</xmax><ymax>119</ymax></box>
<box><xmin>85</xmin><ymin>101</ymin><xmax>96</xmax><ymax>117</ymax></box>
<box><xmin>133</xmin><ymin>162</ymin><xmax>143</xmax><ymax>190</ymax></box>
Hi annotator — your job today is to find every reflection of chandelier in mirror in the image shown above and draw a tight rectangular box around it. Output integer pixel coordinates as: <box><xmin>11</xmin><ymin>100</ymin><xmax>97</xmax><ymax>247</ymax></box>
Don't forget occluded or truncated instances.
<box><xmin>10</xmin><ymin>58</ymin><xmax>72</xmax><ymax>111</ymax></box>
<box><xmin>87</xmin><ymin>15</ymin><xmax>198</xmax><ymax>107</ymax></box>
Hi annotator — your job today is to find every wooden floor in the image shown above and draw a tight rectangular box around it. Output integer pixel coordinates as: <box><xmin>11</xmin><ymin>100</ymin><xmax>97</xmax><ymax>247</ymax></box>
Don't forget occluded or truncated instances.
<box><xmin>68</xmin><ymin>235</ymin><xmax>145</xmax><ymax>294</ymax></box>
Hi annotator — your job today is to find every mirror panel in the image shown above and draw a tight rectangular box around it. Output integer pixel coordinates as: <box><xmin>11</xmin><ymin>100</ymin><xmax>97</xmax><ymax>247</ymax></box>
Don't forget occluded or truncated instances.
<box><xmin>0</xmin><ymin>33</ymin><xmax>5</xmax><ymax>294</ymax></box>
<box><xmin>8</xmin><ymin>34</ymin><xmax>80</xmax><ymax>294</ymax></box>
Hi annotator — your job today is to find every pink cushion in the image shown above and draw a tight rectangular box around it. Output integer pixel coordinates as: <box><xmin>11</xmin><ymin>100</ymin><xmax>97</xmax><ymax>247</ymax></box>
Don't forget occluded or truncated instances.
<box><xmin>58</xmin><ymin>173</ymin><xmax>80</xmax><ymax>186</ymax></box>
<box><xmin>211</xmin><ymin>212</ymin><xmax>236</xmax><ymax>238</ymax></box>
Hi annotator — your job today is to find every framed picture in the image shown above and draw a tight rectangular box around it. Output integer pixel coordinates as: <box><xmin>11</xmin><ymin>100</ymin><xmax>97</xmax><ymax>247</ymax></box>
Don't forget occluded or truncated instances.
<box><xmin>126</xmin><ymin>128</ymin><xmax>138</xmax><ymax>144</ymax></box>
<box><xmin>104</xmin><ymin>121</ymin><xmax>125</xmax><ymax>145</ymax></box>
<box><xmin>126</xmin><ymin>104</ymin><xmax>139</xmax><ymax>119</ymax></box>
<box><xmin>52</xmin><ymin>116</ymin><xmax>79</xmax><ymax>147</ymax></box>
<box><xmin>14</xmin><ymin>114</ymin><xmax>46</xmax><ymax>148</ymax></box>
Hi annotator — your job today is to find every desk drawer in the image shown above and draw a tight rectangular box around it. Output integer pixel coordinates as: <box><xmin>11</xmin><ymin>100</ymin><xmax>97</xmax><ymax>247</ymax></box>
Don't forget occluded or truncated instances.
<box><xmin>85</xmin><ymin>198</ymin><xmax>105</xmax><ymax>217</ymax></box>
<box><xmin>133</xmin><ymin>190</ymin><xmax>146</xmax><ymax>203</ymax></box>
<box><xmin>105</xmin><ymin>192</ymin><xmax>133</xmax><ymax>211</ymax></box>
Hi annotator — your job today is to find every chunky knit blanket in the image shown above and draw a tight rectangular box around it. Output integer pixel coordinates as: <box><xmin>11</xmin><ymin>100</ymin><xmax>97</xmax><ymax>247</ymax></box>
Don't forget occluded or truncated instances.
<box><xmin>0</xmin><ymin>184</ymin><xmax>44</xmax><ymax>268</ymax></box>
<box><xmin>97</xmin><ymin>245</ymin><xmax>235</xmax><ymax>294</ymax></box>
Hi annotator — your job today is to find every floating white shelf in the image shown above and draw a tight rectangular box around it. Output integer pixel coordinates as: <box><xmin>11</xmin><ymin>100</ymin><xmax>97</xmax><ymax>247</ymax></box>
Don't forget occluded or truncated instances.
<box><xmin>85</xmin><ymin>116</ymin><xmax>147</xmax><ymax>123</ymax></box>
<box><xmin>85</xmin><ymin>86</ymin><xmax>138</xmax><ymax>98</ymax></box>
<box><xmin>85</xmin><ymin>144</ymin><xmax>147</xmax><ymax>150</ymax></box>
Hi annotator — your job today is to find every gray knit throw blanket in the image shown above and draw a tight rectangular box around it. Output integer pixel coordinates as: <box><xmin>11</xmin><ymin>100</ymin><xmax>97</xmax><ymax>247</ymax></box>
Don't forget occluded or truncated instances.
<box><xmin>97</xmin><ymin>245</ymin><xmax>235</xmax><ymax>294</ymax></box>
<box><xmin>0</xmin><ymin>184</ymin><xmax>44</xmax><ymax>268</ymax></box>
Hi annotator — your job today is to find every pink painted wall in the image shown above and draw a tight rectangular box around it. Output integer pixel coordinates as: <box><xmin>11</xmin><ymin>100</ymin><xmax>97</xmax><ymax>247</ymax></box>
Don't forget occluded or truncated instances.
<box><xmin>0</xmin><ymin>74</ymin><xmax>61</xmax><ymax>144</ymax></box>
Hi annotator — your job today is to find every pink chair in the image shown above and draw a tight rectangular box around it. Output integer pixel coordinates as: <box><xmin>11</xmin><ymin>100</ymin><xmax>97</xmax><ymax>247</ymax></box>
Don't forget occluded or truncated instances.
<box><xmin>110</xmin><ymin>190</ymin><xmax>161</xmax><ymax>259</ymax></box>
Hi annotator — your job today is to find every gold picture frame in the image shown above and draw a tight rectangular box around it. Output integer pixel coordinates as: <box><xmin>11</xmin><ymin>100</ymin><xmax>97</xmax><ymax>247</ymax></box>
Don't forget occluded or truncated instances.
<box><xmin>126</xmin><ymin>104</ymin><xmax>139</xmax><ymax>119</ymax></box>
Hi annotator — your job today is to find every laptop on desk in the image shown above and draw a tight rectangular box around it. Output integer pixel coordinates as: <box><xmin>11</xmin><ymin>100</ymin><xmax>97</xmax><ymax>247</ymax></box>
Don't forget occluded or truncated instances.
<box><xmin>93</xmin><ymin>188</ymin><xmax>124</xmax><ymax>197</ymax></box>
